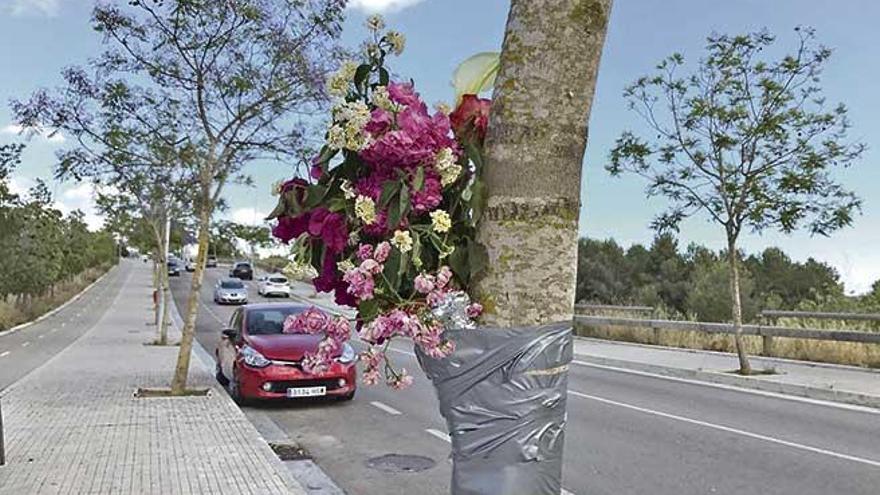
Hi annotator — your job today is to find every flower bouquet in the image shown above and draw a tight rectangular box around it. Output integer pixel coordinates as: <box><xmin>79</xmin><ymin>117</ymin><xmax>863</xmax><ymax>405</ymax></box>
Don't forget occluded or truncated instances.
<box><xmin>268</xmin><ymin>16</ymin><xmax>492</xmax><ymax>388</ymax></box>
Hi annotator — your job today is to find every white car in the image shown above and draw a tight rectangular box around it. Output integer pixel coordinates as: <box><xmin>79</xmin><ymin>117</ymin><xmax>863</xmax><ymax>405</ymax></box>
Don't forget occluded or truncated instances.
<box><xmin>257</xmin><ymin>274</ymin><xmax>291</xmax><ymax>298</ymax></box>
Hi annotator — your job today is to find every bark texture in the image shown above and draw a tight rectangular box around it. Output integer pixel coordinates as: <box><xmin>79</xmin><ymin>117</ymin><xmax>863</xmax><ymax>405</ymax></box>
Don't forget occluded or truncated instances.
<box><xmin>475</xmin><ymin>0</ymin><xmax>613</xmax><ymax>327</ymax></box>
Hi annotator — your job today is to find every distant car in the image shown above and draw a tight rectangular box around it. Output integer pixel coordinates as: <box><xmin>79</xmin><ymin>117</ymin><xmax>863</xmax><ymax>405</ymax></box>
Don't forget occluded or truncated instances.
<box><xmin>206</xmin><ymin>255</ymin><xmax>218</xmax><ymax>268</ymax></box>
<box><xmin>167</xmin><ymin>260</ymin><xmax>181</xmax><ymax>277</ymax></box>
<box><xmin>213</xmin><ymin>278</ymin><xmax>249</xmax><ymax>305</ymax></box>
<box><xmin>185</xmin><ymin>259</ymin><xmax>196</xmax><ymax>272</ymax></box>
<box><xmin>141</xmin><ymin>254</ymin><xmax>149</xmax><ymax>263</ymax></box>
<box><xmin>257</xmin><ymin>274</ymin><xmax>290</xmax><ymax>298</ymax></box>
<box><xmin>214</xmin><ymin>303</ymin><xmax>356</xmax><ymax>403</ymax></box>
<box><xmin>229</xmin><ymin>261</ymin><xmax>254</xmax><ymax>280</ymax></box>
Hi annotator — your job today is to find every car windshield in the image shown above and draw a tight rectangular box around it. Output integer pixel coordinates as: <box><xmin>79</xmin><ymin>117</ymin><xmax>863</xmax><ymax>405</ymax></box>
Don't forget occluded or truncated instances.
<box><xmin>246</xmin><ymin>307</ymin><xmax>305</xmax><ymax>335</ymax></box>
<box><xmin>220</xmin><ymin>280</ymin><xmax>244</xmax><ymax>289</ymax></box>
<box><xmin>269</xmin><ymin>277</ymin><xmax>287</xmax><ymax>284</ymax></box>
<box><xmin>235</xmin><ymin>263</ymin><xmax>251</xmax><ymax>269</ymax></box>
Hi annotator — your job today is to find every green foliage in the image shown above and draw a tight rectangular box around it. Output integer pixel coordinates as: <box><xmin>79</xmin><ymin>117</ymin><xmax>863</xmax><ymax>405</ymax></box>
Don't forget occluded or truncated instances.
<box><xmin>575</xmin><ymin>235</ymin><xmax>846</xmax><ymax>323</ymax></box>
<box><xmin>0</xmin><ymin>144</ymin><xmax>117</xmax><ymax>301</ymax></box>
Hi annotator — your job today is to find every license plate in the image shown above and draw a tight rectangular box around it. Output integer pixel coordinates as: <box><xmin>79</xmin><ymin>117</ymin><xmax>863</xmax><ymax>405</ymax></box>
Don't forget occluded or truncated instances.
<box><xmin>287</xmin><ymin>386</ymin><xmax>326</xmax><ymax>398</ymax></box>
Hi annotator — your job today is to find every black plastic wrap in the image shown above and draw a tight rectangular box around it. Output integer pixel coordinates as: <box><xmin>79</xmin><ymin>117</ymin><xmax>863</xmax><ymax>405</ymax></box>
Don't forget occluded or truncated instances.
<box><xmin>416</xmin><ymin>322</ymin><xmax>573</xmax><ymax>495</ymax></box>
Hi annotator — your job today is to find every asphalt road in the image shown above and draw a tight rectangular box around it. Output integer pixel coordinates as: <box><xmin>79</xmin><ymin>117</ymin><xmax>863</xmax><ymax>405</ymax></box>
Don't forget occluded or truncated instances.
<box><xmin>0</xmin><ymin>262</ymin><xmax>129</xmax><ymax>391</ymax></box>
<box><xmin>168</xmin><ymin>267</ymin><xmax>880</xmax><ymax>495</ymax></box>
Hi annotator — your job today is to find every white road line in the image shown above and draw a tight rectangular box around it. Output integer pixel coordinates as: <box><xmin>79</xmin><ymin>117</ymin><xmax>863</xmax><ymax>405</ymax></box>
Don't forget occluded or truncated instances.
<box><xmin>0</xmin><ymin>351</ymin><xmax>10</xmax><ymax>357</ymax></box>
<box><xmin>61</xmin><ymin>322</ymin><xmax>66</xmax><ymax>327</ymax></box>
<box><xmin>50</xmin><ymin>328</ymin><xmax>58</xmax><ymax>333</ymax></box>
<box><xmin>572</xmin><ymin>360</ymin><xmax>880</xmax><ymax>416</ymax></box>
<box><xmin>21</xmin><ymin>341</ymin><xmax>30</xmax><ymax>347</ymax></box>
<box><xmin>370</xmin><ymin>400</ymin><xmax>402</xmax><ymax>415</ymax></box>
<box><xmin>425</xmin><ymin>428</ymin><xmax>451</xmax><ymax>443</ymax></box>
<box><xmin>38</xmin><ymin>334</ymin><xmax>44</xmax><ymax>339</ymax></box>
<box><xmin>562</xmin><ymin>489</ymin><xmax>575</xmax><ymax>495</ymax></box>
<box><xmin>568</xmin><ymin>390</ymin><xmax>880</xmax><ymax>468</ymax></box>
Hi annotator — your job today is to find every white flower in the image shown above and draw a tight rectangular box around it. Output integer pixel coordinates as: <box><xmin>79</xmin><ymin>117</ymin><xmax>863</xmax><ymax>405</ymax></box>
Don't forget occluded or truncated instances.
<box><xmin>365</xmin><ymin>14</ymin><xmax>385</xmax><ymax>32</ymax></box>
<box><xmin>391</xmin><ymin>230</ymin><xmax>413</xmax><ymax>253</ymax></box>
<box><xmin>327</xmin><ymin>125</ymin><xmax>346</xmax><ymax>150</ymax></box>
<box><xmin>430</xmin><ymin>210</ymin><xmax>452</xmax><ymax>233</ymax></box>
<box><xmin>340</xmin><ymin>180</ymin><xmax>356</xmax><ymax>199</ymax></box>
<box><xmin>363</xmin><ymin>42</ymin><xmax>381</xmax><ymax>60</ymax></box>
<box><xmin>337</xmin><ymin>259</ymin><xmax>356</xmax><ymax>273</ymax></box>
<box><xmin>371</xmin><ymin>86</ymin><xmax>398</xmax><ymax>112</ymax></box>
<box><xmin>434</xmin><ymin>101</ymin><xmax>451</xmax><ymax>115</ymax></box>
<box><xmin>271</xmin><ymin>179</ymin><xmax>284</xmax><ymax>196</ymax></box>
<box><xmin>385</xmin><ymin>31</ymin><xmax>405</xmax><ymax>56</ymax></box>
<box><xmin>327</xmin><ymin>60</ymin><xmax>357</xmax><ymax>98</ymax></box>
<box><xmin>434</xmin><ymin>147</ymin><xmax>462</xmax><ymax>187</ymax></box>
<box><xmin>355</xmin><ymin>195</ymin><xmax>377</xmax><ymax>224</ymax></box>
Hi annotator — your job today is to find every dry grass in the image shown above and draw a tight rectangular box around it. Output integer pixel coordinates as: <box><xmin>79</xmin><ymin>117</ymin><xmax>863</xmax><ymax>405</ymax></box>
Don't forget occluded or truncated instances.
<box><xmin>0</xmin><ymin>264</ymin><xmax>112</xmax><ymax>332</ymax></box>
<box><xmin>574</xmin><ymin>323</ymin><xmax>880</xmax><ymax>369</ymax></box>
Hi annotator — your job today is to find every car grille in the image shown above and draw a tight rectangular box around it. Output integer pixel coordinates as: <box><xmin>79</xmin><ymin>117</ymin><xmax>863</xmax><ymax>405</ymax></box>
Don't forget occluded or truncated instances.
<box><xmin>267</xmin><ymin>378</ymin><xmax>343</xmax><ymax>393</ymax></box>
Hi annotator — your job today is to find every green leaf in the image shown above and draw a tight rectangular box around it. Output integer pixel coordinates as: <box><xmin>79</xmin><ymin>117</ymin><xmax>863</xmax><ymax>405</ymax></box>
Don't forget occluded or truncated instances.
<box><xmin>470</xmin><ymin>179</ymin><xmax>488</xmax><ymax>224</ymax></box>
<box><xmin>354</xmin><ymin>64</ymin><xmax>372</xmax><ymax>93</ymax></box>
<box><xmin>358</xmin><ymin>298</ymin><xmax>380</xmax><ymax>322</ymax></box>
<box><xmin>383</xmin><ymin>249</ymin><xmax>401</xmax><ymax>291</ymax></box>
<box><xmin>304</xmin><ymin>185</ymin><xmax>328</xmax><ymax>209</ymax></box>
<box><xmin>379</xmin><ymin>180</ymin><xmax>399</xmax><ymax>208</ymax></box>
<box><xmin>448</xmin><ymin>245</ymin><xmax>469</xmax><ymax>283</ymax></box>
<box><xmin>266</xmin><ymin>198</ymin><xmax>286</xmax><ymax>220</ymax></box>
<box><xmin>387</xmin><ymin>197</ymin><xmax>402</xmax><ymax>230</ymax></box>
<box><xmin>379</xmin><ymin>67</ymin><xmax>390</xmax><ymax>86</ymax></box>
<box><xmin>328</xmin><ymin>197</ymin><xmax>347</xmax><ymax>212</ymax></box>
<box><xmin>413</xmin><ymin>166</ymin><xmax>425</xmax><ymax>191</ymax></box>
<box><xmin>411</xmin><ymin>233</ymin><xmax>423</xmax><ymax>269</ymax></box>
<box><xmin>398</xmin><ymin>185</ymin><xmax>411</xmax><ymax>222</ymax></box>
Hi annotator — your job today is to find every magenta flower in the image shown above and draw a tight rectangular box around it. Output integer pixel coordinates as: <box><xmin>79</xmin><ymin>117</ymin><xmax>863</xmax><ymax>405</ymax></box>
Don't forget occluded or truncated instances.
<box><xmin>466</xmin><ymin>303</ymin><xmax>483</xmax><ymax>319</ymax></box>
<box><xmin>272</xmin><ymin>213</ymin><xmax>310</xmax><ymax>244</ymax></box>
<box><xmin>410</xmin><ymin>170</ymin><xmax>442</xmax><ymax>213</ymax></box>
<box><xmin>414</xmin><ymin>273</ymin><xmax>435</xmax><ymax>294</ymax></box>
<box><xmin>308</xmin><ymin>208</ymin><xmax>348</xmax><ymax>254</ymax></box>
<box><xmin>343</xmin><ymin>268</ymin><xmax>375</xmax><ymax>301</ymax></box>
<box><xmin>387</xmin><ymin>82</ymin><xmax>422</xmax><ymax>107</ymax></box>
<box><xmin>365</xmin><ymin>108</ymin><xmax>393</xmax><ymax>136</ymax></box>
<box><xmin>357</xmin><ymin>243</ymin><xmax>374</xmax><ymax>261</ymax></box>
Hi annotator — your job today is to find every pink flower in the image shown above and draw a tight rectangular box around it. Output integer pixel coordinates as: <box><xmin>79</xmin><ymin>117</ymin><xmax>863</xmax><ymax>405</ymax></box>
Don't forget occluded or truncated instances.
<box><xmin>364</xmin><ymin>108</ymin><xmax>393</xmax><ymax>136</ymax></box>
<box><xmin>374</xmin><ymin>242</ymin><xmax>391</xmax><ymax>263</ymax></box>
<box><xmin>359</xmin><ymin>259</ymin><xmax>383</xmax><ymax>275</ymax></box>
<box><xmin>410</xmin><ymin>170</ymin><xmax>442</xmax><ymax>213</ymax></box>
<box><xmin>436</xmin><ymin>266</ymin><xmax>453</xmax><ymax>289</ymax></box>
<box><xmin>357</xmin><ymin>244</ymin><xmax>374</xmax><ymax>261</ymax></box>
<box><xmin>272</xmin><ymin>213</ymin><xmax>310</xmax><ymax>244</ymax></box>
<box><xmin>466</xmin><ymin>303</ymin><xmax>483</xmax><ymax>319</ymax></box>
<box><xmin>343</xmin><ymin>268</ymin><xmax>375</xmax><ymax>301</ymax></box>
<box><xmin>308</xmin><ymin>208</ymin><xmax>348</xmax><ymax>254</ymax></box>
<box><xmin>389</xmin><ymin>370</ymin><xmax>414</xmax><ymax>390</ymax></box>
<box><xmin>387</xmin><ymin>82</ymin><xmax>421</xmax><ymax>107</ymax></box>
<box><xmin>414</xmin><ymin>273</ymin><xmax>435</xmax><ymax>294</ymax></box>
<box><xmin>283</xmin><ymin>306</ymin><xmax>330</xmax><ymax>334</ymax></box>
<box><xmin>426</xmin><ymin>289</ymin><xmax>446</xmax><ymax>307</ymax></box>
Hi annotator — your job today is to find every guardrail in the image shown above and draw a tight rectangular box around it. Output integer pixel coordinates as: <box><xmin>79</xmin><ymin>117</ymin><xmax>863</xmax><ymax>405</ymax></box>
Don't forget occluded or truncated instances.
<box><xmin>574</xmin><ymin>303</ymin><xmax>654</xmax><ymax>315</ymax></box>
<box><xmin>573</xmin><ymin>314</ymin><xmax>880</xmax><ymax>355</ymax></box>
<box><xmin>760</xmin><ymin>310</ymin><xmax>880</xmax><ymax>322</ymax></box>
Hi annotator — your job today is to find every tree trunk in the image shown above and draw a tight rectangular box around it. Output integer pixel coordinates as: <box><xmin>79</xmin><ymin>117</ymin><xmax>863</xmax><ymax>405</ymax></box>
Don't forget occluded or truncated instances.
<box><xmin>474</xmin><ymin>0</ymin><xmax>612</xmax><ymax>327</ymax></box>
<box><xmin>170</xmin><ymin>180</ymin><xmax>211</xmax><ymax>394</ymax></box>
<box><xmin>151</xmin><ymin>221</ymin><xmax>170</xmax><ymax>345</ymax></box>
<box><xmin>449</xmin><ymin>1</ymin><xmax>612</xmax><ymax>493</ymax></box>
<box><xmin>726</xmin><ymin>237</ymin><xmax>752</xmax><ymax>375</ymax></box>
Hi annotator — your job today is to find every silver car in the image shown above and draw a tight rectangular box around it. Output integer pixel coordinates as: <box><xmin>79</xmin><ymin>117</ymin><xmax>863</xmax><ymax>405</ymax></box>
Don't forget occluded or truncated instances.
<box><xmin>213</xmin><ymin>278</ymin><xmax>248</xmax><ymax>305</ymax></box>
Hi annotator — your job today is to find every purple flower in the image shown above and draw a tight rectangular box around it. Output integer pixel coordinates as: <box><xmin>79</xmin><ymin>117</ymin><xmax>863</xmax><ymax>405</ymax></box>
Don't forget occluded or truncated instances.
<box><xmin>308</xmin><ymin>208</ymin><xmax>348</xmax><ymax>254</ymax></box>
<box><xmin>374</xmin><ymin>242</ymin><xmax>391</xmax><ymax>263</ymax></box>
<box><xmin>364</xmin><ymin>108</ymin><xmax>393</xmax><ymax>136</ymax></box>
<box><xmin>387</xmin><ymin>82</ymin><xmax>421</xmax><ymax>107</ymax></box>
<box><xmin>357</xmin><ymin>244</ymin><xmax>374</xmax><ymax>261</ymax></box>
<box><xmin>272</xmin><ymin>213</ymin><xmax>310</xmax><ymax>244</ymax></box>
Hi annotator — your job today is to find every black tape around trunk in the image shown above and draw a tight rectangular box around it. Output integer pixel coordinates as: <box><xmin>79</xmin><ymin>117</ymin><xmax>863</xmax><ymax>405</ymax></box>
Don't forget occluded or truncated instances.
<box><xmin>416</xmin><ymin>322</ymin><xmax>573</xmax><ymax>495</ymax></box>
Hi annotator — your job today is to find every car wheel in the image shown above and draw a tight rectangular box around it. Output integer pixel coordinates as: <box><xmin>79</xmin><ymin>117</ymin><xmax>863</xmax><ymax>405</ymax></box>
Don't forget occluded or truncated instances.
<box><xmin>229</xmin><ymin>369</ymin><xmax>249</xmax><ymax>406</ymax></box>
<box><xmin>215</xmin><ymin>363</ymin><xmax>229</xmax><ymax>386</ymax></box>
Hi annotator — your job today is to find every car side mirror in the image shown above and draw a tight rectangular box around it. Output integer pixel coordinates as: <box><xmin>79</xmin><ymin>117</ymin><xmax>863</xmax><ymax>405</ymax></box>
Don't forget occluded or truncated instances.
<box><xmin>221</xmin><ymin>328</ymin><xmax>238</xmax><ymax>340</ymax></box>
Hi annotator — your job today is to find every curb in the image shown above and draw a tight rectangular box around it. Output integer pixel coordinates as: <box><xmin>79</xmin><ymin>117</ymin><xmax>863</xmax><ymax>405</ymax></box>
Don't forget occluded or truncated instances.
<box><xmin>577</xmin><ymin>353</ymin><xmax>880</xmax><ymax>409</ymax></box>
<box><xmin>1</xmin><ymin>263</ymin><xmax>117</xmax><ymax>338</ymax></box>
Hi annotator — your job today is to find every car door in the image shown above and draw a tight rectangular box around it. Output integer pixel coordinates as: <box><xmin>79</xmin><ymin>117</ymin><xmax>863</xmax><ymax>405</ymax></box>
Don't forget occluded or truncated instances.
<box><xmin>218</xmin><ymin>308</ymin><xmax>243</xmax><ymax>379</ymax></box>
<box><xmin>257</xmin><ymin>275</ymin><xmax>267</xmax><ymax>294</ymax></box>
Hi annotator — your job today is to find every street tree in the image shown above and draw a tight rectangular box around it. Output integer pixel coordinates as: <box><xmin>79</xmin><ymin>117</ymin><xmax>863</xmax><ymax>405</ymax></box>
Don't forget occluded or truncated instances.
<box><xmin>17</xmin><ymin>0</ymin><xmax>345</xmax><ymax>393</ymax></box>
<box><xmin>607</xmin><ymin>28</ymin><xmax>864</xmax><ymax>374</ymax></box>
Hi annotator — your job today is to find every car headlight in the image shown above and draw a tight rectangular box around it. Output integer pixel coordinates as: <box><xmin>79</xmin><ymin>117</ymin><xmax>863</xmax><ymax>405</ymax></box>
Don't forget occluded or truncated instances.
<box><xmin>240</xmin><ymin>345</ymin><xmax>271</xmax><ymax>368</ymax></box>
<box><xmin>336</xmin><ymin>343</ymin><xmax>356</xmax><ymax>364</ymax></box>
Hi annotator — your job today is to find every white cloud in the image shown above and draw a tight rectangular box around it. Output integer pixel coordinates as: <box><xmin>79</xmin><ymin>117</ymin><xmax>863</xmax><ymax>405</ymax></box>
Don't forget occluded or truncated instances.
<box><xmin>53</xmin><ymin>182</ymin><xmax>104</xmax><ymax>231</ymax></box>
<box><xmin>2</xmin><ymin>124</ymin><xmax>65</xmax><ymax>143</ymax></box>
<box><xmin>347</xmin><ymin>0</ymin><xmax>425</xmax><ymax>13</ymax></box>
<box><xmin>229</xmin><ymin>207</ymin><xmax>269</xmax><ymax>227</ymax></box>
<box><xmin>1</xmin><ymin>0</ymin><xmax>61</xmax><ymax>16</ymax></box>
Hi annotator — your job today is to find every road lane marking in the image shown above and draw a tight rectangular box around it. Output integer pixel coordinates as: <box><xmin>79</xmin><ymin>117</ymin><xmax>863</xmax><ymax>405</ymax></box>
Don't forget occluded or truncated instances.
<box><xmin>425</xmin><ymin>428</ymin><xmax>451</xmax><ymax>443</ymax></box>
<box><xmin>0</xmin><ymin>351</ymin><xmax>10</xmax><ymax>357</ymax></box>
<box><xmin>61</xmin><ymin>322</ymin><xmax>66</xmax><ymax>327</ymax></box>
<box><xmin>562</xmin><ymin>490</ymin><xmax>575</xmax><ymax>495</ymax></box>
<box><xmin>38</xmin><ymin>334</ymin><xmax>44</xmax><ymax>339</ymax></box>
<box><xmin>370</xmin><ymin>401</ymin><xmax>402</xmax><ymax>415</ymax></box>
<box><xmin>21</xmin><ymin>341</ymin><xmax>30</xmax><ymax>347</ymax></box>
<box><xmin>572</xmin><ymin>360</ymin><xmax>880</xmax><ymax>416</ymax></box>
<box><xmin>568</xmin><ymin>390</ymin><xmax>880</xmax><ymax>468</ymax></box>
<box><xmin>50</xmin><ymin>328</ymin><xmax>58</xmax><ymax>333</ymax></box>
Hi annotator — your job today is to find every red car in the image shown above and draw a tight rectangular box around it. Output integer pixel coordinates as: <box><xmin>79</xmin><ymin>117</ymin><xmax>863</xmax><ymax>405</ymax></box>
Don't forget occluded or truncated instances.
<box><xmin>215</xmin><ymin>303</ymin><xmax>357</xmax><ymax>403</ymax></box>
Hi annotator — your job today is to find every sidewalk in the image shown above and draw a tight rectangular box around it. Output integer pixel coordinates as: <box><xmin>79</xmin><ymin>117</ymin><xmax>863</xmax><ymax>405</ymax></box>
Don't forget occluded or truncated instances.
<box><xmin>286</xmin><ymin>279</ymin><xmax>880</xmax><ymax>409</ymax></box>
<box><xmin>0</xmin><ymin>261</ymin><xmax>306</xmax><ymax>495</ymax></box>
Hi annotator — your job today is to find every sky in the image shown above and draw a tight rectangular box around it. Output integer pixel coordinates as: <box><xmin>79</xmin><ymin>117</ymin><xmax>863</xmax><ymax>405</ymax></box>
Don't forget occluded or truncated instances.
<box><xmin>1</xmin><ymin>0</ymin><xmax>878</xmax><ymax>293</ymax></box>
